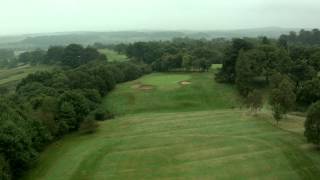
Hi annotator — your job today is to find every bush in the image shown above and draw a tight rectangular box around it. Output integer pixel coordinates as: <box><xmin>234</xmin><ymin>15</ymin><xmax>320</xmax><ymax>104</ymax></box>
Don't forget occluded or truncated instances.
<box><xmin>94</xmin><ymin>109</ymin><xmax>114</xmax><ymax>121</ymax></box>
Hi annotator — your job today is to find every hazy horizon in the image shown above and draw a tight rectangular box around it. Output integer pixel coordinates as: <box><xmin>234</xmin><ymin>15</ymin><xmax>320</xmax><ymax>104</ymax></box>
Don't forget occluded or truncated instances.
<box><xmin>1</xmin><ymin>0</ymin><xmax>320</xmax><ymax>36</ymax></box>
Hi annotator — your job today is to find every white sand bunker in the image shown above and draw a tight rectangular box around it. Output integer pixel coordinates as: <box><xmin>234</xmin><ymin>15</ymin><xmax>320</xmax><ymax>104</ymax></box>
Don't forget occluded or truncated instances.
<box><xmin>179</xmin><ymin>80</ymin><xmax>192</xmax><ymax>85</ymax></box>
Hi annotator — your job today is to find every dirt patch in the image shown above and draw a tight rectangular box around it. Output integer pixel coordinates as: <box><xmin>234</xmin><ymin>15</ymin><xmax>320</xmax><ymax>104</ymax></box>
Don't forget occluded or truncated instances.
<box><xmin>132</xmin><ymin>82</ymin><xmax>155</xmax><ymax>91</ymax></box>
<box><xmin>179</xmin><ymin>80</ymin><xmax>192</xmax><ymax>86</ymax></box>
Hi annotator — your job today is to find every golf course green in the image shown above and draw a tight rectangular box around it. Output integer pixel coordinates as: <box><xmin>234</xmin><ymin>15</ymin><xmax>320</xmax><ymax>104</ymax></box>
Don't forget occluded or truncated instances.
<box><xmin>22</xmin><ymin>69</ymin><xmax>320</xmax><ymax>179</ymax></box>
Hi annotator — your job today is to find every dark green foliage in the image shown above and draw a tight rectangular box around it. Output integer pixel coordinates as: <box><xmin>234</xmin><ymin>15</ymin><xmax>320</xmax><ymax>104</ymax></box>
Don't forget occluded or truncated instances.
<box><xmin>0</xmin><ymin>154</ymin><xmax>11</xmax><ymax>180</ymax></box>
<box><xmin>235</xmin><ymin>50</ymin><xmax>263</xmax><ymax>96</ymax></box>
<box><xmin>125</xmin><ymin>38</ymin><xmax>226</xmax><ymax>72</ymax></box>
<box><xmin>269</xmin><ymin>77</ymin><xmax>296</xmax><ymax>122</ymax></box>
<box><xmin>56</xmin><ymin>91</ymin><xmax>90</xmax><ymax>133</ymax></box>
<box><xmin>280</xmin><ymin>29</ymin><xmax>320</xmax><ymax>45</ymax></box>
<box><xmin>309</xmin><ymin>51</ymin><xmax>320</xmax><ymax>71</ymax></box>
<box><xmin>93</xmin><ymin>108</ymin><xmax>114</xmax><ymax>121</ymax></box>
<box><xmin>17</xmin><ymin>71</ymin><xmax>54</xmax><ymax>91</ymax></box>
<box><xmin>0</xmin><ymin>100</ymin><xmax>38</xmax><ymax>175</ymax></box>
<box><xmin>46</xmin><ymin>46</ymin><xmax>64</xmax><ymax>64</ymax></box>
<box><xmin>217</xmin><ymin>38</ymin><xmax>253</xmax><ymax>83</ymax></box>
<box><xmin>0</xmin><ymin>43</ymin><xmax>148</xmax><ymax>179</ymax></box>
<box><xmin>217</xmin><ymin>30</ymin><xmax>320</xmax><ymax>109</ymax></box>
<box><xmin>289</xmin><ymin>59</ymin><xmax>317</xmax><ymax>86</ymax></box>
<box><xmin>18</xmin><ymin>49</ymin><xmax>46</xmax><ymax>65</ymax></box>
<box><xmin>304</xmin><ymin>101</ymin><xmax>320</xmax><ymax>146</ymax></box>
<box><xmin>18</xmin><ymin>44</ymin><xmax>103</xmax><ymax>67</ymax></box>
<box><xmin>297</xmin><ymin>78</ymin><xmax>320</xmax><ymax>105</ymax></box>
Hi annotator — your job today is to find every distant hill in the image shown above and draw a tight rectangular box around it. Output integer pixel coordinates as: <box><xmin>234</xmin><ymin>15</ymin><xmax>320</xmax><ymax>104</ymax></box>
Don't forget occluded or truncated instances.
<box><xmin>0</xmin><ymin>27</ymin><xmax>301</xmax><ymax>50</ymax></box>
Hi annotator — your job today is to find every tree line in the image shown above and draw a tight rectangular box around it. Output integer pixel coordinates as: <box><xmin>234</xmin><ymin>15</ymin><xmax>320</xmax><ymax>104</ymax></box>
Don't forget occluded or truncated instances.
<box><xmin>108</xmin><ymin>38</ymin><xmax>227</xmax><ymax>72</ymax></box>
<box><xmin>279</xmin><ymin>29</ymin><xmax>320</xmax><ymax>46</ymax></box>
<box><xmin>216</xmin><ymin>33</ymin><xmax>320</xmax><ymax>148</ymax></box>
<box><xmin>0</xmin><ymin>45</ymin><xmax>149</xmax><ymax>180</ymax></box>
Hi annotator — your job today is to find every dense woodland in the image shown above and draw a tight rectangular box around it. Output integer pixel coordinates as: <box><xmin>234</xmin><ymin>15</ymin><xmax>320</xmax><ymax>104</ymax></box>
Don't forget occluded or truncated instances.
<box><xmin>1</xmin><ymin>29</ymin><xmax>320</xmax><ymax>179</ymax></box>
<box><xmin>0</xmin><ymin>44</ymin><xmax>149</xmax><ymax>179</ymax></box>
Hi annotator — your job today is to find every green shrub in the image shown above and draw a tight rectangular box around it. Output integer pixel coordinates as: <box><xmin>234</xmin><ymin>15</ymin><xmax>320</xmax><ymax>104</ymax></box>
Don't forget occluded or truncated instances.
<box><xmin>94</xmin><ymin>109</ymin><xmax>114</xmax><ymax>121</ymax></box>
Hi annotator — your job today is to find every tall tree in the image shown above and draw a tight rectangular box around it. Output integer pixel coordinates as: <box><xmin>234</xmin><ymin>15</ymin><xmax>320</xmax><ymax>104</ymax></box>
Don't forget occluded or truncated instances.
<box><xmin>269</xmin><ymin>77</ymin><xmax>296</xmax><ymax>123</ymax></box>
<box><xmin>304</xmin><ymin>101</ymin><xmax>320</xmax><ymax>147</ymax></box>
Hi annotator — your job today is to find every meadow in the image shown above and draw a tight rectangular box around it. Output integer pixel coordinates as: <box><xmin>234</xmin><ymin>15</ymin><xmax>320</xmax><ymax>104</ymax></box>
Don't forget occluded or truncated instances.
<box><xmin>21</xmin><ymin>66</ymin><xmax>320</xmax><ymax>179</ymax></box>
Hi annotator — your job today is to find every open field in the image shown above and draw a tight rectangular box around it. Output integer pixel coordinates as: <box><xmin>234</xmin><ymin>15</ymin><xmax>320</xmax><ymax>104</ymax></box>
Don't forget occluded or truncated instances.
<box><xmin>98</xmin><ymin>49</ymin><xmax>129</xmax><ymax>62</ymax></box>
<box><xmin>22</xmin><ymin>69</ymin><xmax>320</xmax><ymax>180</ymax></box>
<box><xmin>0</xmin><ymin>65</ymin><xmax>53</xmax><ymax>91</ymax></box>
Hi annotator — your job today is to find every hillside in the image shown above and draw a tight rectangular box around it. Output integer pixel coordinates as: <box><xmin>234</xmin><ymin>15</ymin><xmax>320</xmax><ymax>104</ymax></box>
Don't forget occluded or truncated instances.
<box><xmin>22</xmin><ymin>68</ymin><xmax>320</xmax><ymax>179</ymax></box>
<box><xmin>0</xmin><ymin>65</ymin><xmax>53</xmax><ymax>92</ymax></box>
<box><xmin>0</xmin><ymin>28</ymin><xmax>300</xmax><ymax>49</ymax></box>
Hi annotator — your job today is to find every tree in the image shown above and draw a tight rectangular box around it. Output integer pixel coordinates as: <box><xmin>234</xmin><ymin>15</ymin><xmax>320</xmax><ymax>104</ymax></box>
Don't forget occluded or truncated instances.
<box><xmin>46</xmin><ymin>46</ymin><xmax>64</xmax><ymax>64</ymax></box>
<box><xmin>56</xmin><ymin>91</ymin><xmax>90</xmax><ymax>133</ymax></box>
<box><xmin>304</xmin><ymin>101</ymin><xmax>320</xmax><ymax>147</ymax></box>
<box><xmin>297</xmin><ymin>78</ymin><xmax>320</xmax><ymax>105</ymax></box>
<box><xmin>269</xmin><ymin>77</ymin><xmax>296</xmax><ymax>123</ymax></box>
<box><xmin>289</xmin><ymin>59</ymin><xmax>317</xmax><ymax>86</ymax></box>
<box><xmin>62</xmin><ymin>44</ymin><xmax>84</xmax><ymax>67</ymax></box>
<box><xmin>218</xmin><ymin>38</ymin><xmax>253</xmax><ymax>82</ymax></box>
<box><xmin>246</xmin><ymin>90</ymin><xmax>263</xmax><ymax>113</ymax></box>
<box><xmin>56</xmin><ymin>101</ymin><xmax>77</xmax><ymax>134</ymax></box>
<box><xmin>309</xmin><ymin>51</ymin><xmax>320</xmax><ymax>71</ymax></box>
<box><xmin>235</xmin><ymin>50</ymin><xmax>263</xmax><ymax>96</ymax></box>
<box><xmin>182</xmin><ymin>54</ymin><xmax>193</xmax><ymax>71</ymax></box>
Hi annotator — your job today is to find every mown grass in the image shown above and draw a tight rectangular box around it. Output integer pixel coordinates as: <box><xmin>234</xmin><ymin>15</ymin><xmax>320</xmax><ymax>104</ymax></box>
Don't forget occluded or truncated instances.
<box><xmin>22</xmin><ymin>110</ymin><xmax>320</xmax><ymax>180</ymax></box>
<box><xmin>22</xmin><ymin>66</ymin><xmax>320</xmax><ymax>180</ymax></box>
<box><xmin>103</xmin><ymin>72</ymin><xmax>241</xmax><ymax>115</ymax></box>
<box><xmin>98</xmin><ymin>49</ymin><xmax>129</xmax><ymax>62</ymax></box>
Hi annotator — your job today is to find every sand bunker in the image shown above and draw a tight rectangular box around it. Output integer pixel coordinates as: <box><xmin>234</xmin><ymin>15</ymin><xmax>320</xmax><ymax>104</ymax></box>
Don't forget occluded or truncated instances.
<box><xmin>179</xmin><ymin>80</ymin><xmax>192</xmax><ymax>85</ymax></box>
<box><xmin>132</xmin><ymin>82</ymin><xmax>155</xmax><ymax>91</ymax></box>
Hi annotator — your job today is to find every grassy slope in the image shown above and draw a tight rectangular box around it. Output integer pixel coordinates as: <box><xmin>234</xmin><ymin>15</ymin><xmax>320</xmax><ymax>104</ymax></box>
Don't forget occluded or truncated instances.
<box><xmin>0</xmin><ymin>65</ymin><xmax>52</xmax><ymax>91</ymax></box>
<box><xmin>98</xmin><ymin>49</ymin><xmax>129</xmax><ymax>62</ymax></box>
<box><xmin>22</xmin><ymin>67</ymin><xmax>320</xmax><ymax>180</ymax></box>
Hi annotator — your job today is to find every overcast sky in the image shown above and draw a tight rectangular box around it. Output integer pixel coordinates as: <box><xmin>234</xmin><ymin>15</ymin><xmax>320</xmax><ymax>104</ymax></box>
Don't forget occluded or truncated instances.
<box><xmin>1</xmin><ymin>0</ymin><xmax>320</xmax><ymax>35</ymax></box>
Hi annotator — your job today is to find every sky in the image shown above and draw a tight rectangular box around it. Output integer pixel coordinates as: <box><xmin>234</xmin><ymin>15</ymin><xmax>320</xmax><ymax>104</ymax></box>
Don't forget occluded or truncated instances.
<box><xmin>1</xmin><ymin>0</ymin><xmax>320</xmax><ymax>35</ymax></box>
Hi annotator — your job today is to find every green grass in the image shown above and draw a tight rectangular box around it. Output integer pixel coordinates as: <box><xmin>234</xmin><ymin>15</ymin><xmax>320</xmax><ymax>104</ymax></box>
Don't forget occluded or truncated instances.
<box><xmin>22</xmin><ymin>68</ymin><xmax>320</xmax><ymax>179</ymax></box>
<box><xmin>0</xmin><ymin>65</ymin><xmax>53</xmax><ymax>91</ymax></box>
<box><xmin>103</xmin><ymin>72</ymin><xmax>241</xmax><ymax>115</ymax></box>
<box><xmin>22</xmin><ymin>110</ymin><xmax>320</xmax><ymax>180</ymax></box>
<box><xmin>98</xmin><ymin>49</ymin><xmax>129</xmax><ymax>62</ymax></box>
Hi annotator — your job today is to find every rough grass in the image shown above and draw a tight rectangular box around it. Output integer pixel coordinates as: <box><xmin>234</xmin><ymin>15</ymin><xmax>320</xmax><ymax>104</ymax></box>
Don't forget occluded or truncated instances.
<box><xmin>0</xmin><ymin>65</ymin><xmax>52</xmax><ymax>91</ymax></box>
<box><xmin>21</xmin><ymin>66</ymin><xmax>320</xmax><ymax>179</ymax></box>
<box><xmin>98</xmin><ymin>49</ymin><xmax>128</xmax><ymax>62</ymax></box>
